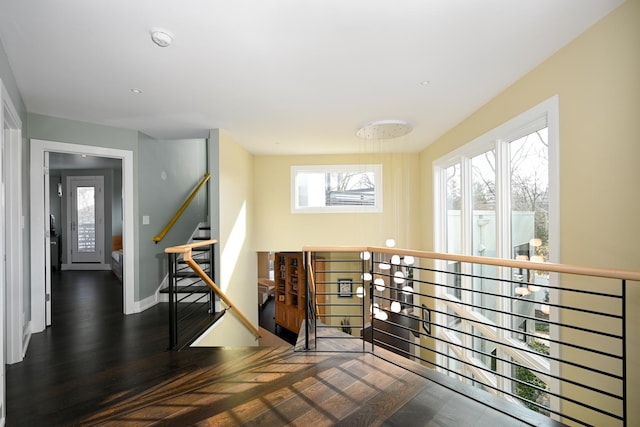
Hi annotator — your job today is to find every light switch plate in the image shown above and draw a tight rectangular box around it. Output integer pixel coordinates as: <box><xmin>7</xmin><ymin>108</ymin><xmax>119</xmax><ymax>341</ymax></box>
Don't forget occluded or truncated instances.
<box><xmin>142</xmin><ymin>215</ymin><xmax>150</xmax><ymax>225</ymax></box>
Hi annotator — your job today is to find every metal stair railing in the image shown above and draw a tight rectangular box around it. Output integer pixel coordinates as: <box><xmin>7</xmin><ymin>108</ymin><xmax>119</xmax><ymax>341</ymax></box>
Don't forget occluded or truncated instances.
<box><xmin>165</xmin><ymin>239</ymin><xmax>260</xmax><ymax>350</ymax></box>
<box><xmin>165</xmin><ymin>239</ymin><xmax>217</xmax><ymax>350</ymax></box>
<box><xmin>302</xmin><ymin>245</ymin><xmax>640</xmax><ymax>427</ymax></box>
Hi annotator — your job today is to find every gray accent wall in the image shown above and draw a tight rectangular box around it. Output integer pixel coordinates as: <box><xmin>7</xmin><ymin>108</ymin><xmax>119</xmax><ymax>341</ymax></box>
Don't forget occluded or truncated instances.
<box><xmin>138</xmin><ymin>134</ymin><xmax>207</xmax><ymax>300</ymax></box>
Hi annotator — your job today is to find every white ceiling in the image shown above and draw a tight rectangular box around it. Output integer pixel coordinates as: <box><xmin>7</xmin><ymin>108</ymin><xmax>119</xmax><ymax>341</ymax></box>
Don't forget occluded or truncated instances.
<box><xmin>0</xmin><ymin>0</ymin><xmax>623</xmax><ymax>155</ymax></box>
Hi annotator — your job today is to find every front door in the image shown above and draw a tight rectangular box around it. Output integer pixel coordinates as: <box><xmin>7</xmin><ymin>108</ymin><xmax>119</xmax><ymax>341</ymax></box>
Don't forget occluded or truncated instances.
<box><xmin>67</xmin><ymin>176</ymin><xmax>104</xmax><ymax>264</ymax></box>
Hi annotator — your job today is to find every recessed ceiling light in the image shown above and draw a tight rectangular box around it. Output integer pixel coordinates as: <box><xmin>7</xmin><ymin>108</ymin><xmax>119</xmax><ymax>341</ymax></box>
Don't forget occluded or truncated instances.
<box><xmin>130</xmin><ymin>88</ymin><xmax>143</xmax><ymax>94</ymax></box>
<box><xmin>420</xmin><ymin>80</ymin><xmax>430</xmax><ymax>86</ymax></box>
<box><xmin>150</xmin><ymin>28</ymin><xmax>174</xmax><ymax>47</ymax></box>
<box><xmin>356</xmin><ymin>120</ymin><xmax>412</xmax><ymax>140</ymax></box>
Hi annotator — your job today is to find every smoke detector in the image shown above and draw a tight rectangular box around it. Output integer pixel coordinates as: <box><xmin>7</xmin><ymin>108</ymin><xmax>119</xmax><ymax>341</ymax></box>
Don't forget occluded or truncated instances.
<box><xmin>150</xmin><ymin>28</ymin><xmax>174</xmax><ymax>47</ymax></box>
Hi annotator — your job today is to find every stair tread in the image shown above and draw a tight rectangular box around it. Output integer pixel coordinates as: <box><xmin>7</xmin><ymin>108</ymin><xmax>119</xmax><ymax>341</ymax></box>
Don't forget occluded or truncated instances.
<box><xmin>174</xmin><ymin>271</ymin><xmax>211</xmax><ymax>278</ymax></box>
<box><xmin>160</xmin><ymin>285</ymin><xmax>211</xmax><ymax>293</ymax></box>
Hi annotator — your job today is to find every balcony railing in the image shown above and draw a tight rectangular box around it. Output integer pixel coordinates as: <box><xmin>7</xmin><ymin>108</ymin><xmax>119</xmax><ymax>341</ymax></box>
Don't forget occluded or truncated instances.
<box><xmin>302</xmin><ymin>246</ymin><xmax>640</xmax><ymax>427</ymax></box>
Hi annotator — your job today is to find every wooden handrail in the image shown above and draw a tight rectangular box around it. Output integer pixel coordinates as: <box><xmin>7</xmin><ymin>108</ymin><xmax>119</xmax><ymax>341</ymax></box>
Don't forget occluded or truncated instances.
<box><xmin>164</xmin><ymin>240</ymin><xmax>261</xmax><ymax>339</ymax></box>
<box><xmin>302</xmin><ymin>245</ymin><xmax>640</xmax><ymax>282</ymax></box>
<box><xmin>153</xmin><ymin>173</ymin><xmax>211</xmax><ymax>244</ymax></box>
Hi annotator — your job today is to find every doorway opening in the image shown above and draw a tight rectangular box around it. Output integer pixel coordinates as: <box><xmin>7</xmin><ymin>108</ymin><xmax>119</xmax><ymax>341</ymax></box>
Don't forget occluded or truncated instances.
<box><xmin>30</xmin><ymin>139</ymin><xmax>135</xmax><ymax>334</ymax></box>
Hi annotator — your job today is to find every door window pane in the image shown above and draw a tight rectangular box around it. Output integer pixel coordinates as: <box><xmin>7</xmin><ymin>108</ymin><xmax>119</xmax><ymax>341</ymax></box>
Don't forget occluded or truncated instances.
<box><xmin>76</xmin><ymin>186</ymin><xmax>96</xmax><ymax>252</ymax></box>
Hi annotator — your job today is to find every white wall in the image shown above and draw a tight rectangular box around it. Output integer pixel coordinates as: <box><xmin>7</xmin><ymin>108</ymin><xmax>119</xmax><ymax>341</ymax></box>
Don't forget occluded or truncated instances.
<box><xmin>194</xmin><ymin>129</ymin><xmax>259</xmax><ymax>347</ymax></box>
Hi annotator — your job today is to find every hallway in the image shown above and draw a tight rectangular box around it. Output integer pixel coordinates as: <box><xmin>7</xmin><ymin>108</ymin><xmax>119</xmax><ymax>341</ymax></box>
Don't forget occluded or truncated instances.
<box><xmin>6</xmin><ymin>270</ymin><xmax>170</xmax><ymax>425</ymax></box>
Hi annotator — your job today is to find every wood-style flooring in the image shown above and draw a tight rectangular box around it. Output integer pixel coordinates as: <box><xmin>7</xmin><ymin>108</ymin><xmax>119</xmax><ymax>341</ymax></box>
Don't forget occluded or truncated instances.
<box><xmin>6</xmin><ymin>270</ymin><xmax>562</xmax><ymax>426</ymax></box>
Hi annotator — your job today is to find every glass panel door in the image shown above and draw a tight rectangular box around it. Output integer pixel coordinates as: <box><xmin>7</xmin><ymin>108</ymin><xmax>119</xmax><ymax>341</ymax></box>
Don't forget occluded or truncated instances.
<box><xmin>68</xmin><ymin>176</ymin><xmax>104</xmax><ymax>264</ymax></box>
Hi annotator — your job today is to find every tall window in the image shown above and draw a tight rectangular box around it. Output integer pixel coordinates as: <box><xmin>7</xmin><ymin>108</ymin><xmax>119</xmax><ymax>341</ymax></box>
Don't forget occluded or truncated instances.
<box><xmin>433</xmin><ymin>97</ymin><xmax>558</xmax><ymax>411</ymax></box>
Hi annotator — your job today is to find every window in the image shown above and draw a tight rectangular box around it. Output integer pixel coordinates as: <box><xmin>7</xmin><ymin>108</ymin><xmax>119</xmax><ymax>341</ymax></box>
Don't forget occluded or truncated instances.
<box><xmin>291</xmin><ymin>164</ymin><xmax>382</xmax><ymax>213</ymax></box>
<box><xmin>433</xmin><ymin>96</ymin><xmax>558</xmax><ymax>411</ymax></box>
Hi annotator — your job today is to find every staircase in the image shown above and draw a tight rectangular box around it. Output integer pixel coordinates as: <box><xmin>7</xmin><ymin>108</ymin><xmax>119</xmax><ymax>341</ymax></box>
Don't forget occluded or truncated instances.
<box><xmin>162</xmin><ymin>225</ymin><xmax>223</xmax><ymax>350</ymax></box>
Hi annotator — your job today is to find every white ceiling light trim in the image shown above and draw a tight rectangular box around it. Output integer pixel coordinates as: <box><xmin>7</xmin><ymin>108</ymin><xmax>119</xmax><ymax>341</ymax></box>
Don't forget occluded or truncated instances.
<box><xmin>356</xmin><ymin>119</ymin><xmax>412</xmax><ymax>140</ymax></box>
<box><xmin>150</xmin><ymin>28</ymin><xmax>174</xmax><ymax>47</ymax></box>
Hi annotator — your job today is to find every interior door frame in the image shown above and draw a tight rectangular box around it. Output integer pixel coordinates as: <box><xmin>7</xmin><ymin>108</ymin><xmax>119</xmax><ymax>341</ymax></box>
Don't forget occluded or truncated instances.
<box><xmin>30</xmin><ymin>139</ymin><xmax>135</xmax><ymax>333</ymax></box>
<box><xmin>2</xmin><ymin>82</ymin><xmax>24</xmax><ymax>367</ymax></box>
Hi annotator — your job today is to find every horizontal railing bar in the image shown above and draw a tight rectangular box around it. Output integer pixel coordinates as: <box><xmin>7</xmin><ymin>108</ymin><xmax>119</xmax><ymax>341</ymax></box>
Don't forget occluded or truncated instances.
<box><xmin>303</xmin><ymin>245</ymin><xmax>640</xmax><ymax>281</ymax></box>
<box><xmin>428</xmin><ymin>293</ymin><xmax>624</xmax><ymax>342</ymax></box>
<box><xmin>411</xmin><ymin>264</ymin><xmax>625</xmax><ymax>299</ymax></box>
<box><xmin>316</xmin><ymin>270</ymin><xmax>361</xmax><ymax>274</ymax></box>
<box><xmin>371</xmin><ymin>299</ymin><xmax>624</xmax><ymax>381</ymax></box>
<box><xmin>316</xmin><ymin>282</ymin><xmax>364</xmax><ymax>286</ymax></box>
<box><xmin>316</xmin><ymin>303</ymin><xmax>363</xmax><ymax>308</ymax></box>
<box><xmin>372</xmin><ymin>344</ymin><xmax>619</xmax><ymax>426</ymax></box>
<box><xmin>407</xmin><ymin>274</ymin><xmax>623</xmax><ymax>318</ymax></box>
<box><xmin>371</xmin><ymin>327</ymin><xmax>623</xmax><ymax>422</ymax></box>
<box><xmin>375</xmin><ymin>266</ymin><xmax>624</xmax><ymax>302</ymax></box>
<box><xmin>386</xmin><ymin>320</ymin><xmax>623</xmax><ymax>402</ymax></box>
<box><xmin>396</xmin><ymin>287</ymin><xmax>625</xmax><ymax>341</ymax></box>
<box><xmin>381</xmin><ymin>317</ymin><xmax>624</xmax><ymax>399</ymax></box>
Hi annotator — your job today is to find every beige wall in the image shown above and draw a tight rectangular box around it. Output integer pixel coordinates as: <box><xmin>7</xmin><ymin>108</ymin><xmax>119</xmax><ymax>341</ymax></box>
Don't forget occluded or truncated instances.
<box><xmin>253</xmin><ymin>153</ymin><xmax>421</xmax><ymax>252</ymax></box>
<box><xmin>195</xmin><ymin>130</ymin><xmax>259</xmax><ymax>347</ymax></box>
<box><xmin>419</xmin><ymin>1</ymin><xmax>639</xmax><ymax>424</ymax></box>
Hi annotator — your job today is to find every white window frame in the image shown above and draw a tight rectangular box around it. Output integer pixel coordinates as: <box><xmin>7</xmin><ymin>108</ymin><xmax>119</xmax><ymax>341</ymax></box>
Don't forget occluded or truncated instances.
<box><xmin>432</xmin><ymin>95</ymin><xmax>560</xmax><ymax>409</ymax></box>
<box><xmin>291</xmin><ymin>164</ymin><xmax>383</xmax><ymax>214</ymax></box>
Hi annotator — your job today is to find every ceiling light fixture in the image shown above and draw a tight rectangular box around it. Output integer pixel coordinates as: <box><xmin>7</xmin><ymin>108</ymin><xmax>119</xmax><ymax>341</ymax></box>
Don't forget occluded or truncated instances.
<box><xmin>130</xmin><ymin>88</ymin><xmax>143</xmax><ymax>94</ymax></box>
<box><xmin>356</xmin><ymin>120</ymin><xmax>412</xmax><ymax>140</ymax></box>
<box><xmin>150</xmin><ymin>28</ymin><xmax>174</xmax><ymax>47</ymax></box>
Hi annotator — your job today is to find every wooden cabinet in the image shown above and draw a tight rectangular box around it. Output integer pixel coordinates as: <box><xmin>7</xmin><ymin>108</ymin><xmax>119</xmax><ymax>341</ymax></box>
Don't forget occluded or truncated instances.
<box><xmin>275</xmin><ymin>252</ymin><xmax>305</xmax><ymax>333</ymax></box>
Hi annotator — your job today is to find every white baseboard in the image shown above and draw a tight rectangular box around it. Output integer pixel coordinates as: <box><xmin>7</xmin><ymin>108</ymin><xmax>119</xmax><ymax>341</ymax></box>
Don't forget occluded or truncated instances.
<box><xmin>22</xmin><ymin>322</ymin><xmax>31</xmax><ymax>358</ymax></box>
<box><xmin>134</xmin><ymin>292</ymin><xmax>159</xmax><ymax>313</ymax></box>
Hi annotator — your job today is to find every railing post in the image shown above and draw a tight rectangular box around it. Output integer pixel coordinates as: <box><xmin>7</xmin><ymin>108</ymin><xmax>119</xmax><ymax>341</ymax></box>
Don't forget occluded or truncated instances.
<box><xmin>168</xmin><ymin>252</ymin><xmax>177</xmax><ymax>350</ymax></box>
<box><xmin>304</xmin><ymin>251</ymin><xmax>310</xmax><ymax>350</ymax></box>
<box><xmin>370</xmin><ymin>251</ymin><xmax>376</xmax><ymax>353</ymax></box>
<box><xmin>622</xmin><ymin>279</ymin><xmax>627</xmax><ymax>427</ymax></box>
<box><xmin>363</xmin><ymin>252</ymin><xmax>369</xmax><ymax>353</ymax></box>
<box><xmin>208</xmin><ymin>242</ymin><xmax>216</xmax><ymax>315</ymax></box>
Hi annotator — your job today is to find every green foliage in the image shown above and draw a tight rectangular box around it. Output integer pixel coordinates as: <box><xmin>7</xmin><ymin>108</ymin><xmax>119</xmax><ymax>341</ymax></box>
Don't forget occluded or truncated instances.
<box><xmin>515</xmin><ymin>365</ymin><xmax>547</xmax><ymax>412</ymax></box>
<box><xmin>529</xmin><ymin>340</ymin><xmax>550</xmax><ymax>356</ymax></box>
<box><xmin>535</xmin><ymin>322</ymin><xmax>549</xmax><ymax>333</ymax></box>
<box><xmin>515</xmin><ymin>340</ymin><xmax>550</xmax><ymax>412</ymax></box>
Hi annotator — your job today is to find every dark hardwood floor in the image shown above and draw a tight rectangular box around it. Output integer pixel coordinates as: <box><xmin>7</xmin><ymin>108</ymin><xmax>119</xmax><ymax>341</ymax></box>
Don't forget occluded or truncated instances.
<box><xmin>6</xmin><ymin>270</ymin><xmax>562</xmax><ymax>426</ymax></box>
<box><xmin>259</xmin><ymin>297</ymin><xmax>298</xmax><ymax>345</ymax></box>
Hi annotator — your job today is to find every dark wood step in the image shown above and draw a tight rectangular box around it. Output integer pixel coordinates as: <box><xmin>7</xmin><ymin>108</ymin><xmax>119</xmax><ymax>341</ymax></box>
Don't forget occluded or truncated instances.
<box><xmin>160</xmin><ymin>285</ymin><xmax>211</xmax><ymax>294</ymax></box>
<box><xmin>177</xmin><ymin>259</ymin><xmax>210</xmax><ymax>266</ymax></box>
